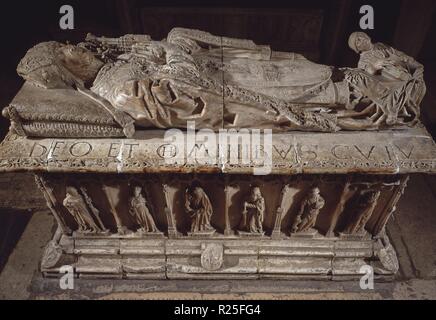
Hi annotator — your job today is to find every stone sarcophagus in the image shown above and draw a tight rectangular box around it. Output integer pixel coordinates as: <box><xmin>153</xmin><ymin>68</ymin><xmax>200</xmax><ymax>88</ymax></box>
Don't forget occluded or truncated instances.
<box><xmin>0</xmin><ymin>28</ymin><xmax>435</xmax><ymax>281</ymax></box>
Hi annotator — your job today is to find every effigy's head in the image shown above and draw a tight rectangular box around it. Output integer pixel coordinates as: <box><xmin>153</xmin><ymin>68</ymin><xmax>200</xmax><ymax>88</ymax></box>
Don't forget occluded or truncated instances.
<box><xmin>348</xmin><ymin>32</ymin><xmax>373</xmax><ymax>54</ymax></box>
<box><xmin>17</xmin><ymin>41</ymin><xmax>103</xmax><ymax>89</ymax></box>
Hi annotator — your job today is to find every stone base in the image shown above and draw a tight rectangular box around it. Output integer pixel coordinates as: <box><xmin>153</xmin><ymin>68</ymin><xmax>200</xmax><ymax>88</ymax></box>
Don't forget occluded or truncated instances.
<box><xmin>28</xmin><ymin>275</ymin><xmax>400</xmax><ymax>300</ymax></box>
<box><xmin>73</xmin><ymin>230</ymin><xmax>110</xmax><ymax>237</ymax></box>
<box><xmin>338</xmin><ymin>231</ymin><xmax>372</xmax><ymax>240</ymax></box>
<box><xmin>289</xmin><ymin>228</ymin><xmax>320</xmax><ymax>238</ymax></box>
<box><xmin>236</xmin><ymin>231</ymin><xmax>266</xmax><ymax>238</ymax></box>
<box><xmin>134</xmin><ymin>230</ymin><xmax>165</xmax><ymax>238</ymax></box>
<box><xmin>187</xmin><ymin>230</ymin><xmax>217</xmax><ymax>238</ymax></box>
<box><xmin>40</xmin><ymin>233</ymin><xmax>398</xmax><ymax>280</ymax></box>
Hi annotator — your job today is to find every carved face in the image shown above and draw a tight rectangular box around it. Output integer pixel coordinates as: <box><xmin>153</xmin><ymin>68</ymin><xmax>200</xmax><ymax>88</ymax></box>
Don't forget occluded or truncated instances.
<box><xmin>134</xmin><ymin>186</ymin><xmax>142</xmax><ymax>197</ymax></box>
<box><xmin>193</xmin><ymin>187</ymin><xmax>203</xmax><ymax>198</ymax></box>
<box><xmin>18</xmin><ymin>41</ymin><xmax>104</xmax><ymax>89</ymax></box>
<box><xmin>310</xmin><ymin>187</ymin><xmax>320</xmax><ymax>198</ymax></box>
<box><xmin>58</xmin><ymin>44</ymin><xmax>104</xmax><ymax>84</ymax></box>
<box><xmin>251</xmin><ymin>187</ymin><xmax>261</xmax><ymax>200</ymax></box>
<box><xmin>349</xmin><ymin>32</ymin><xmax>373</xmax><ymax>53</ymax></box>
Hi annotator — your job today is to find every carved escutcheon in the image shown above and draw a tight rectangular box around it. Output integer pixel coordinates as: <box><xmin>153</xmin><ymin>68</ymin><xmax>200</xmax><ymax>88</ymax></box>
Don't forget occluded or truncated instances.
<box><xmin>200</xmin><ymin>243</ymin><xmax>224</xmax><ymax>271</ymax></box>
<box><xmin>41</xmin><ymin>240</ymin><xmax>63</xmax><ymax>269</ymax></box>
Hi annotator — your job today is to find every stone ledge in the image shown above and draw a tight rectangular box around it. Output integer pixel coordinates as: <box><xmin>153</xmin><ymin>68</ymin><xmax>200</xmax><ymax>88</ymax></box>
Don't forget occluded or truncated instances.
<box><xmin>40</xmin><ymin>236</ymin><xmax>395</xmax><ymax>280</ymax></box>
<box><xmin>0</xmin><ymin>127</ymin><xmax>435</xmax><ymax>175</ymax></box>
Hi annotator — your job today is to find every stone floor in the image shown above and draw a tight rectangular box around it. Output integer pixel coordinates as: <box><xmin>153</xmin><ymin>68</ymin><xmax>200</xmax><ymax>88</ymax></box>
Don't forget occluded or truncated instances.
<box><xmin>0</xmin><ymin>173</ymin><xmax>435</xmax><ymax>300</ymax></box>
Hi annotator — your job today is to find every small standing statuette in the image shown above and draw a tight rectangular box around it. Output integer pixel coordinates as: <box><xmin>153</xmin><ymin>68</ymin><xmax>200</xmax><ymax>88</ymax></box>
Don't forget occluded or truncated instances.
<box><xmin>185</xmin><ymin>186</ymin><xmax>215</xmax><ymax>235</ymax></box>
<box><xmin>129</xmin><ymin>185</ymin><xmax>159</xmax><ymax>234</ymax></box>
<box><xmin>343</xmin><ymin>187</ymin><xmax>381</xmax><ymax>235</ymax></box>
<box><xmin>63</xmin><ymin>186</ymin><xmax>107</xmax><ymax>233</ymax></box>
<box><xmin>239</xmin><ymin>187</ymin><xmax>265</xmax><ymax>235</ymax></box>
<box><xmin>291</xmin><ymin>187</ymin><xmax>325</xmax><ymax>234</ymax></box>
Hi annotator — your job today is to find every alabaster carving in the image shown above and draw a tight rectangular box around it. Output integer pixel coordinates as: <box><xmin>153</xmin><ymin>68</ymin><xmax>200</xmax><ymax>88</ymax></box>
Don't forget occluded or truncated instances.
<box><xmin>163</xmin><ymin>183</ymin><xmax>179</xmax><ymax>238</ymax></box>
<box><xmin>342</xmin><ymin>187</ymin><xmax>381</xmax><ymax>235</ymax></box>
<box><xmin>3</xmin><ymin>28</ymin><xmax>426</xmax><ymax>138</ymax></box>
<box><xmin>185</xmin><ymin>185</ymin><xmax>215</xmax><ymax>235</ymax></box>
<box><xmin>239</xmin><ymin>186</ymin><xmax>265</xmax><ymax>234</ymax></box>
<box><xmin>23</xmin><ymin>173</ymin><xmax>418</xmax><ymax>279</ymax></box>
<box><xmin>35</xmin><ymin>176</ymin><xmax>72</xmax><ymax>235</ymax></box>
<box><xmin>271</xmin><ymin>184</ymin><xmax>290</xmax><ymax>239</ymax></box>
<box><xmin>34</xmin><ymin>174</ymin><xmax>406</xmax><ymax>238</ymax></box>
<box><xmin>40</xmin><ymin>240</ymin><xmax>63</xmax><ymax>270</ymax></box>
<box><xmin>63</xmin><ymin>186</ymin><xmax>107</xmax><ymax>234</ymax></box>
<box><xmin>291</xmin><ymin>187</ymin><xmax>325</xmax><ymax>234</ymax></box>
<box><xmin>129</xmin><ymin>185</ymin><xmax>160</xmax><ymax>234</ymax></box>
<box><xmin>200</xmin><ymin>243</ymin><xmax>224</xmax><ymax>271</ymax></box>
<box><xmin>1</xmin><ymin>26</ymin><xmax>435</xmax><ymax>282</ymax></box>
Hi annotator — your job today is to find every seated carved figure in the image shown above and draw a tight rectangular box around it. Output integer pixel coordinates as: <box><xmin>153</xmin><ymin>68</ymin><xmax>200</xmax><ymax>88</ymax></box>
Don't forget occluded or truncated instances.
<box><xmin>3</xmin><ymin>28</ymin><xmax>426</xmax><ymax>138</ymax></box>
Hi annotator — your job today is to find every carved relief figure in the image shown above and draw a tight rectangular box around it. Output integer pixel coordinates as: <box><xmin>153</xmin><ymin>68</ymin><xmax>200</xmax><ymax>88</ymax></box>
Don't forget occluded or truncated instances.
<box><xmin>291</xmin><ymin>187</ymin><xmax>325</xmax><ymax>233</ymax></box>
<box><xmin>185</xmin><ymin>186</ymin><xmax>215</xmax><ymax>233</ymax></box>
<box><xmin>129</xmin><ymin>185</ymin><xmax>158</xmax><ymax>233</ymax></box>
<box><xmin>34</xmin><ymin>176</ymin><xmax>71</xmax><ymax>235</ymax></box>
<box><xmin>8</xmin><ymin>28</ymin><xmax>426</xmax><ymax>138</ymax></box>
<box><xmin>239</xmin><ymin>187</ymin><xmax>265</xmax><ymax>233</ymax></box>
<box><xmin>63</xmin><ymin>186</ymin><xmax>105</xmax><ymax>233</ymax></box>
<box><xmin>343</xmin><ymin>187</ymin><xmax>381</xmax><ymax>234</ymax></box>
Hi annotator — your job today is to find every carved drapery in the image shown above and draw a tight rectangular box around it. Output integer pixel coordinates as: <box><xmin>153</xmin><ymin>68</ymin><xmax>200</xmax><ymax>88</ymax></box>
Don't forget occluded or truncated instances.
<box><xmin>35</xmin><ymin>173</ymin><xmax>406</xmax><ymax>239</ymax></box>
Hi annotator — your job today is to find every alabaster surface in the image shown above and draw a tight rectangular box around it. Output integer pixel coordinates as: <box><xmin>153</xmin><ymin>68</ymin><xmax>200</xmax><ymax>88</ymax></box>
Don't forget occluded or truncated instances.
<box><xmin>2</xmin><ymin>28</ymin><xmax>426</xmax><ymax>138</ymax></box>
<box><xmin>0</xmin><ymin>28</ymin><xmax>435</xmax><ymax>281</ymax></box>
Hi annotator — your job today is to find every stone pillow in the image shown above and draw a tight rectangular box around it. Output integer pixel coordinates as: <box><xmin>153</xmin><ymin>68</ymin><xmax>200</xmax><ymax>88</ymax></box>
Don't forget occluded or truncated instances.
<box><xmin>2</xmin><ymin>82</ymin><xmax>127</xmax><ymax>138</ymax></box>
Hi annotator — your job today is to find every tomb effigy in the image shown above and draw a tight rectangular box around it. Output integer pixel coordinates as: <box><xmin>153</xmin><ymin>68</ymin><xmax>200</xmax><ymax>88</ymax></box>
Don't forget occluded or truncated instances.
<box><xmin>0</xmin><ymin>28</ymin><xmax>435</xmax><ymax>280</ymax></box>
